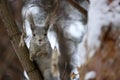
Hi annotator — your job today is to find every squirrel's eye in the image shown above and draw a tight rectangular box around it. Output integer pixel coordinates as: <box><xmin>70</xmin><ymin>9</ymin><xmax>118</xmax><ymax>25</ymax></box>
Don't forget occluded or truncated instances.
<box><xmin>33</xmin><ymin>34</ymin><xmax>35</xmax><ymax>36</ymax></box>
<box><xmin>44</xmin><ymin>33</ymin><xmax>47</xmax><ymax>36</ymax></box>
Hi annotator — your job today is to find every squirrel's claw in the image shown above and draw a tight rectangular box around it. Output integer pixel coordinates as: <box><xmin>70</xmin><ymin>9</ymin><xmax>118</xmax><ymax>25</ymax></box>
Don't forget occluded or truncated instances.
<box><xmin>29</xmin><ymin>53</ymin><xmax>35</xmax><ymax>61</ymax></box>
<box><xmin>19</xmin><ymin>33</ymin><xmax>25</xmax><ymax>47</ymax></box>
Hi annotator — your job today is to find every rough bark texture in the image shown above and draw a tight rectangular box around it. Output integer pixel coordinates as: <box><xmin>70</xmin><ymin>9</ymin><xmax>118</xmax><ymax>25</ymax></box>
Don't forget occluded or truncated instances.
<box><xmin>0</xmin><ymin>0</ymin><xmax>42</xmax><ymax>80</ymax></box>
<box><xmin>0</xmin><ymin>22</ymin><xmax>24</xmax><ymax>79</ymax></box>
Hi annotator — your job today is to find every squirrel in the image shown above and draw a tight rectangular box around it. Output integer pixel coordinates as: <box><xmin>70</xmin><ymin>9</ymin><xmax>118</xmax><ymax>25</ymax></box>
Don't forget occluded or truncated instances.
<box><xmin>28</xmin><ymin>14</ymin><xmax>59</xmax><ymax>80</ymax></box>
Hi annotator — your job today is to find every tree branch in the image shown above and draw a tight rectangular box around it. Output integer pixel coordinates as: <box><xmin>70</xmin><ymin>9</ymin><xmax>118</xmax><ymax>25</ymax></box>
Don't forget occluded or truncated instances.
<box><xmin>66</xmin><ymin>0</ymin><xmax>88</xmax><ymax>20</ymax></box>
<box><xmin>0</xmin><ymin>0</ymin><xmax>42</xmax><ymax>80</ymax></box>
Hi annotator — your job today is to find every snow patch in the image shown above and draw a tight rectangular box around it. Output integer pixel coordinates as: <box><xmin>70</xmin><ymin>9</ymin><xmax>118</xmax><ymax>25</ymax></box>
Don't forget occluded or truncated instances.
<box><xmin>24</xmin><ymin>20</ymin><xmax>32</xmax><ymax>48</ymax></box>
<box><xmin>77</xmin><ymin>36</ymin><xmax>87</xmax><ymax>67</ymax></box>
<box><xmin>64</xmin><ymin>21</ymin><xmax>85</xmax><ymax>43</ymax></box>
<box><xmin>87</xmin><ymin>0</ymin><xmax>120</xmax><ymax>57</ymax></box>
<box><xmin>84</xmin><ymin>71</ymin><xmax>96</xmax><ymax>80</ymax></box>
<box><xmin>71</xmin><ymin>68</ymin><xmax>79</xmax><ymax>80</ymax></box>
<box><xmin>24</xmin><ymin>70</ymin><xmax>29</xmax><ymax>80</ymax></box>
<box><xmin>47</xmin><ymin>26</ymin><xmax>61</xmax><ymax>55</ymax></box>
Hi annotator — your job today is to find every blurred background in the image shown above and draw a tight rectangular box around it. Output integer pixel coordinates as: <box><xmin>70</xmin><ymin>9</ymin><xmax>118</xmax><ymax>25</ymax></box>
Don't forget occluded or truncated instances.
<box><xmin>0</xmin><ymin>0</ymin><xmax>120</xmax><ymax>80</ymax></box>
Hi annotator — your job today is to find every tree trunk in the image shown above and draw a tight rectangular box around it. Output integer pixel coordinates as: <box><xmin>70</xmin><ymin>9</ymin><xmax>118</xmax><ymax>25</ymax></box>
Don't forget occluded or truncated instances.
<box><xmin>0</xmin><ymin>0</ymin><xmax>42</xmax><ymax>80</ymax></box>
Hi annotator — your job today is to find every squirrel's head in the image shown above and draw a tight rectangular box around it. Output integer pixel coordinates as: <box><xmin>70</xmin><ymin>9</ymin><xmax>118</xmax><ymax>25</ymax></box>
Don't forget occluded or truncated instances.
<box><xmin>32</xmin><ymin>27</ymin><xmax>47</xmax><ymax>45</ymax></box>
<box><xmin>29</xmin><ymin>14</ymin><xmax>48</xmax><ymax>46</ymax></box>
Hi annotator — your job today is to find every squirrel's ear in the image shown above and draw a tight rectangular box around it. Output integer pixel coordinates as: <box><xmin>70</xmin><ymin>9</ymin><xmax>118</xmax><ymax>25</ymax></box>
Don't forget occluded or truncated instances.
<box><xmin>44</xmin><ymin>15</ymin><xmax>50</xmax><ymax>32</ymax></box>
<box><xmin>29</xmin><ymin>14</ymin><xmax>36</xmax><ymax>31</ymax></box>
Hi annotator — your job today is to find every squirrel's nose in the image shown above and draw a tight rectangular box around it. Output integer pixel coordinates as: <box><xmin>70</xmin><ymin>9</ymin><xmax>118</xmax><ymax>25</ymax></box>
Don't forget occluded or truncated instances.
<box><xmin>39</xmin><ymin>39</ymin><xmax>42</xmax><ymax>42</ymax></box>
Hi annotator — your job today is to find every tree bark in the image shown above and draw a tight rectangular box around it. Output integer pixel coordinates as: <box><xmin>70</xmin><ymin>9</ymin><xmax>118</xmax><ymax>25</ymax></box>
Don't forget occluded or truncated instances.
<box><xmin>0</xmin><ymin>0</ymin><xmax>42</xmax><ymax>80</ymax></box>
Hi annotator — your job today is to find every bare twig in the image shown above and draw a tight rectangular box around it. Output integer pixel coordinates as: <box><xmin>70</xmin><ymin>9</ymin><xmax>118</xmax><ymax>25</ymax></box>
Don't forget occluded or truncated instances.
<box><xmin>66</xmin><ymin>0</ymin><xmax>88</xmax><ymax>19</ymax></box>
<box><xmin>44</xmin><ymin>0</ymin><xmax>60</xmax><ymax>32</ymax></box>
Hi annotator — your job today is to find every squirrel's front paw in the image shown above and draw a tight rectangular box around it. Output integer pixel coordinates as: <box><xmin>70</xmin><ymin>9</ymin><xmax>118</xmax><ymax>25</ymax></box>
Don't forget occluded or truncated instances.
<box><xmin>29</xmin><ymin>53</ymin><xmax>36</xmax><ymax>61</ymax></box>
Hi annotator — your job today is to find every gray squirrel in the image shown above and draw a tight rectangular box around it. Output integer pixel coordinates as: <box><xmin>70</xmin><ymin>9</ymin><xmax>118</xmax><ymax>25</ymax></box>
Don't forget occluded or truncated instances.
<box><xmin>28</xmin><ymin>15</ymin><xmax>59</xmax><ymax>80</ymax></box>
